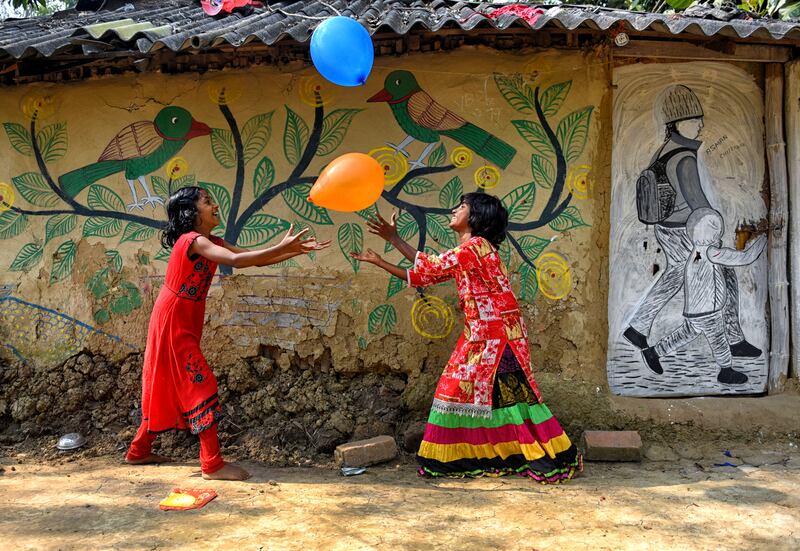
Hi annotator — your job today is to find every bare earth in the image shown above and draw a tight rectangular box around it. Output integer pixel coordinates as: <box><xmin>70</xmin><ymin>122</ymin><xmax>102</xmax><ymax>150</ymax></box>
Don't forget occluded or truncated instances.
<box><xmin>2</xmin><ymin>448</ymin><xmax>799</xmax><ymax>551</ymax></box>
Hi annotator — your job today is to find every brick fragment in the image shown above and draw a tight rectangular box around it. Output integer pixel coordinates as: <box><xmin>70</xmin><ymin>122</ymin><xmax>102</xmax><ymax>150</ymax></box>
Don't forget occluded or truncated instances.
<box><xmin>580</xmin><ymin>430</ymin><xmax>642</xmax><ymax>462</ymax></box>
<box><xmin>334</xmin><ymin>435</ymin><xmax>398</xmax><ymax>467</ymax></box>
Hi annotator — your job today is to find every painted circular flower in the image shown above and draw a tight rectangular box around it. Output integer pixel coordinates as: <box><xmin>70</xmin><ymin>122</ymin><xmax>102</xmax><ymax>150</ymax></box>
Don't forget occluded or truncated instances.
<box><xmin>0</xmin><ymin>182</ymin><xmax>15</xmax><ymax>212</ymax></box>
<box><xmin>535</xmin><ymin>252</ymin><xmax>572</xmax><ymax>300</ymax></box>
<box><xmin>20</xmin><ymin>93</ymin><xmax>57</xmax><ymax>121</ymax></box>
<box><xmin>369</xmin><ymin>147</ymin><xmax>409</xmax><ymax>187</ymax></box>
<box><xmin>411</xmin><ymin>295</ymin><xmax>455</xmax><ymax>339</ymax></box>
<box><xmin>207</xmin><ymin>82</ymin><xmax>242</xmax><ymax>106</ymax></box>
<box><xmin>474</xmin><ymin>165</ymin><xmax>500</xmax><ymax>190</ymax></box>
<box><xmin>166</xmin><ymin>157</ymin><xmax>189</xmax><ymax>180</ymax></box>
<box><xmin>298</xmin><ymin>76</ymin><xmax>338</xmax><ymax>107</ymax></box>
<box><xmin>450</xmin><ymin>147</ymin><xmax>474</xmax><ymax>169</ymax></box>
<box><xmin>567</xmin><ymin>165</ymin><xmax>592</xmax><ymax>200</ymax></box>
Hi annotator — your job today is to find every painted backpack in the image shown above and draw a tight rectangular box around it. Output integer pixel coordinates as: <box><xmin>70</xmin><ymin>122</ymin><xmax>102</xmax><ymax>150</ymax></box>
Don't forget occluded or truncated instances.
<box><xmin>635</xmin><ymin>147</ymin><xmax>692</xmax><ymax>224</ymax></box>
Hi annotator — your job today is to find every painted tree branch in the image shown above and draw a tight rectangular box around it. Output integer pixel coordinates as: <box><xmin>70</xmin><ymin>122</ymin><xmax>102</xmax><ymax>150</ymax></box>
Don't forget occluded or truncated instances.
<box><xmin>221</xmin><ymin>103</ymin><xmax>246</xmax><ymax>245</ymax></box>
<box><xmin>533</xmin><ymin>86</ymin><xmax>568</xmax><ymax>221</ymax></box>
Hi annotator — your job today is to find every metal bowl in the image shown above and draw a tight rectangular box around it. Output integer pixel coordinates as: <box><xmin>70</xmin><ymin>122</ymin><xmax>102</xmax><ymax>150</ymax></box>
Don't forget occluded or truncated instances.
<box><xmin>56</xmin><ymin>432</ymin><xmax>87</xmax><ymax>451</ymax></box>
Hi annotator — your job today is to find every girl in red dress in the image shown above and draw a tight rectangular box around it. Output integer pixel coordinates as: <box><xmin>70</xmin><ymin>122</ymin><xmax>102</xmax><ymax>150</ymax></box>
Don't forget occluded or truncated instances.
<box><xmin>353</xmin><ymin>193</ymin><xmax>582</xmax><ymax>481</ymax></box>
<box><xmin>126</xmin><ymin>186</ymin><xmax>329</xmax><ymax>480</ymax></box>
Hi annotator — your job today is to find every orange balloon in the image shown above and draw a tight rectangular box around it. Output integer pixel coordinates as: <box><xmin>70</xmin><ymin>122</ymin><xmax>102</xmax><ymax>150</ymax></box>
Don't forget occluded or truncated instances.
<box><xmin>308</xmin><ymin>153</ymin><xmax>385</xmax><ymax>212</ymax></box>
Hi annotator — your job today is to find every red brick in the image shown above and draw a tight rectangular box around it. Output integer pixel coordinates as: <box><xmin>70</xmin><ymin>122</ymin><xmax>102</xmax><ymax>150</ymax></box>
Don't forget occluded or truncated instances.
<box><xmin>334</xmin><ymin>435</ymin><xmax>398</xmax><ymax>467</ymax></box>
<box><xmin>581</xmin><ymin>430</ymin><xmax>642</xmax><ymax>462</ymax></box>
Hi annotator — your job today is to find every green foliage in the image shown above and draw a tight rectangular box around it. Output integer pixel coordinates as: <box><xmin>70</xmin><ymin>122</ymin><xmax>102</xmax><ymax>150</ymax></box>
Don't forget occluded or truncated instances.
<box><xmin>12</xmin><ymin>172</ymin><xmax>59</xmax><ymax>207</ymax></box>
<box><xmin>426</xmin><ymin>213</ymin><xmax>458</xmax><ymax>250</ymax></box>
<box><xmin>282</xmin><ymin>183</ymin><xmax>333</xmax><ymax>225</ymax></box>
<box><xmin>210</xmin><ymin>128</ymin><xmax>236</xmax><ymax>169</ymax></box>
<box><xmin>50</xmin><ymin>239</ymin><xmax>76</xmax><ymax>283</ymax></box>
<box><xmin>502</xmin><ymin>182</ymin><xmax>537</xmax><ymax>222</ymax></box>
<box><xmin>368</xmin><ymin>303</ymin><xmax>397</xmax><ymax>335</ymax></box>
<box><xmin>517</xmin><ymin>263</ymin><xmax>539</xmax><ymax>302</ymax></box>
<box><xmin>83</xmin><ymin>217</ymin><xmax>121</xmax><ymax>238</ymax></box>
<box><xmin>512</xmin><ymin>120</ymin><xmax>553</xmax><ymax>158</ymax></box>
<box><xmin>45</xmin><ymin>213</ymin><xmax>77</xmax><ymax>243</ymax></box>
<box><xmin>556</xmin><ymin>107</ymin><xmax>593</xmax><ymax>163</ymax></box>
<box><xmin>386</xmin><ymin>258</ymin><xmax>413</xmax><ymax>299</ymax></box>
<box><xmin>539</xmin><ymin>81</ymin><xmax>572</xmax><ymax>117</ymax></box>
<box><xmin>403</xmin><ymin>177</ymin><xmax>436</xmax><ymax>196</ymax></box>
<box><xmin>241</xmin><ymin>112</ymin><xmax>273</xmax><ymax>164</ymax></box>
<box><xmin>253</xmin><ymin>156</ymin><xmax>275</xmax><ymax>198</ymax></box>
<box><xmin>283</xmin><ymin>106</ymin><xmax>309</xmax><ymax>165</ymax></box>
<box><xmin>238</xmin><ymin>214</ymin><xmax>289</xmax><ymax>247</ymax></box>
<box><xmin>384</xmin><ymin>211</ymin><xmax>418</xmax><ymax>253</ymax></box>
<box><xmin>317</xmin><ymin>109</ymin><xmax>363</xmax><ymax>156</ymax></box>
<box><xmin>338</xmin><ymin>223</ymin><xmax>364</xmax><ymax>273</ymax></box>
<box><xmin>9</xmin><ymin>242</ymin><xmax>43</xmax><ymax>272</ymax></box>
<box><xmin>428</xmin><ymin>143</ymin><xmax>447</xmax><ymax>167</ymax></box>
<box><xmin>531</xmin><ymin>154</ymin><xmax>556</xmax><ymax>189</ymax></box>
<box><xmin>493</xmin><ymin>73</ymin><xmax>536</xmax><ymax>114</ymax></box>
<box><xmin>37</xmin><ymin>122</ymin><xmax>68</xmax><ymax>162</ymax></box>
<box><xmin>87</xmin><ymin>185</ymin><xmax>124</xmax><ymax>211</ymax></box>
<box><xmin>0</xmin><ymin>210</ymin><xmax>28</xmax><ymax>239</ymax></box>
<box><xmin>438</xmin><ymin>176</ymin><xmax>463</xmax><ymax>210</ymax></box>
<box><xmin>3</xmin><ymin>123</ymin><xmax>32</xmax><ymax>156</ymax></box>
<box><xmin>120</xmin><ymin>222</ymin><xmax>157</xmax><ymax>243</ymax></box>
<box><xmin>549</xmin><ymin>205</ymin><xmax>590</xmax><ymax>232</ymax></box>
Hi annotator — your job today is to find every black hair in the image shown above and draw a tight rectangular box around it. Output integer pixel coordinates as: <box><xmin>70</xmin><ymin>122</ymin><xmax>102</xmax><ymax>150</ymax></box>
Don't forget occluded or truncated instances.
<box><xmin>461</xmin><ymin>192</ymin><xmax>508</xmax><ymax>248</ymax></box>
<box><xmin>161</xmin><ymin>186</ymin><xmax>203</xmax><ymax>249</ymax></box>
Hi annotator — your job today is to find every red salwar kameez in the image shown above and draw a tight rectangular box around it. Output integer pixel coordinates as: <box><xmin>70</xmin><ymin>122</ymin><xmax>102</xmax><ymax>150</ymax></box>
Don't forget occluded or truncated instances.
<box><xmin>407</xmin><ymin>236</ymin><xmax>582</xmax><ymax>481</ymax></box>
<box><xmin>126</xmin><ymin>231</ymin><xmax>225</xmax><ymax>473</ymax></box>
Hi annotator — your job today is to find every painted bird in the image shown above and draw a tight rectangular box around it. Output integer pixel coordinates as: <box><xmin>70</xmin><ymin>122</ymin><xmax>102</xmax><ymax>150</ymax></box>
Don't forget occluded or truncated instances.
<box><xmin>58</xmin><ymin>106</ymin><xmax>211</xmax><ymax>211</ymax></box>
<box><xmin>367</xmin><ymin>70</ymin><xmax>516</xmax><ymax>170</ymax></box>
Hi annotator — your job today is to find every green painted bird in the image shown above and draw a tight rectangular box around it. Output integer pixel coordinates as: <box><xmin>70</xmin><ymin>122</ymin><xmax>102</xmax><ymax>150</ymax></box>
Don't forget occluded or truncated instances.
<box><xmin>58</xmin><ymin>106</ymin><xmax>211</xmax><ymax>210</ymax></box>
<box><xmin>367</xmin><ymin>70</ymin><xmax>516</xmax><ymax>170</ymax></box>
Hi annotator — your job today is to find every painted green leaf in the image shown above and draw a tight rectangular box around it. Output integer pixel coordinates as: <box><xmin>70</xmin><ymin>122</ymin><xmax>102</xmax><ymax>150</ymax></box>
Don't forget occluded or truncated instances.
<box><xmin>82</xmin><ymin>216</ymin><xmax>121</xmax><ymax>238</ymax></box>
<box><xmin>386</xmin><ymin>258</ymin><xmax>412</xmax><ymax>299</ymax></box>
<box><xmin>403</xmin><ymin>177</ymin><xmax>436</xmax><ymax>196</ymax></box>
<box><xmin>45</xmin><ymin>213</ymin><xmax>77</xmax><ymax>243</ymax></box>
<box><xmin>0</xmin><ymin>210</ymin><xmax>27</xmax><ymax>240</ymax></box>
<box><xmin>282</xmin><ymin>183</ymin><xmax>333</xmax><ymax>225</ymax></box>
<box><xmin>502</xmin><ymin>182</ymin><xmax>537</xmax><ymax>223</ymax></box>
<box><xmin>151</xmin><ymin>175</ymin><xmax>169</xmax><ymax>198</ymax></box>
<box><xmin>93</xmin><ymin>308</ymin><xmax>111</xmax><ymax>325</ymax></box>
<box><xmin>531</xmin><ymin>154</ymin><xmax>555</xmax><ymax>189</ymax></box>
<box><xmin>120</xmin><ymin>222</ymin><xmax>157</xmax><ymax>243</ymax></box>
<box><xmin>87</xmin><ymin>267</ymin><xmax>111</xmax><ymax>299</ymax></box>
<box><xmin>199</xmin><ymin>182</ymin><xmax>231</xmax><ymax>227</ymax></box>
<box><xmin>549</xmin><ymin>205</ymin><xmax>590</xmax><ymax>232</ymax></box>
<box><xmin>12</xmin><ymin>172</ymin><xmax>59</xmax><ymax>207</ymax></box>
<box><xmin>154</xmin><ymin>247</ymin><xmax>171</xmax><ymax>263</ymax></box>
<box><xmin>498</xmin><ymin>239</ymin><xmax>512</xmax><ymax>268</ymax></box>
<box><xmin>358</xmin><ymin>336</ymin><xmax>367</xmax><ymax>350</ymax></box>
<box><xmin>283</xmin><ymin>106</ymin><xmax>309</xmax><ymax>165</ymax></box>
<box><xmin>512</xmin><ymin>120</ymin><xmax>553</xmax><ymax>158</ymax></box>
<box><xmin>241</xmin><ymin>112</ymin><xmax>274</xmax><ymax>164</ymax></box>
<box><xmin>368</xmin><ymin>303</ymin><xmax>397</xmax><ymax>335</ymax></box>
<box><xmin>210</xmin><ymin>128</ymin><xmax>236</xmax><ymax>169</ymax></box>
<box><xmin>518</xmin><ymin>263</ymin><xmax>539</xmax><ymax>302</ymax></box>
<box><xmin>109</xmin><ymin>281</ymin><xmax>143</xmax><ymax>315</ymax></box>
<box><xmin>426</xmin><ymin>213</ymin><xmax>457</xmax><ymax>249</ymax></box>
<box><xmin>385</xmin><ymin>211</ymin><xmax>419</xmax><ymax>253</ymax></box>
<box><xmin>317</xmin><ymin>109</ymin><xmax>363</xmax><ymax>156</ymax></box>
<box><xmin>539</xmin><ymin>81</ymin><xmax>572</xmax><ymax>117</ymax></box>
<box><xmin>356</xmin><ymin>204</ymin><xmax>380</xmax><ymax>222</ymax></box>
<box><xmin>50</xmin><ymin>240</ymin><xmax>77</xmax><ymax>283</ymax></box>
<box><xmin>37</xmin><ymin>122</ymin><xmax>68</xmax><ymax>162</ymax></box>
<box><xmin>173</xmin><ymin>175</ymin><xmax>196</xmax><ymax>190</ymax></box>
<box><xmin>106</xmin><ymin>249</ymin><xmax>123</xmax><ymax>272</ymax></box>
<box><xmin>268</xmin><ymin>259</ymin><xmax>300</xmax><ymax>269</ymax></box>
<box><xmin>253</xmin><ymin>156</ymin><xmax>276</xmax><ymax>198</ymax></box>
<box><xmin>291</xmin><ymin>219</ymin><xmax>317</xmax><ymax>260</ymax></box>
<box><xmin>439</xmin><ymin>176</ymin><xmax>463</xmax><ymax>210</ymax></box>
<box><xmin>87</xmin><ymin>184</ymin><xmax>124</xmax><ymax>211</ymax></box>
<box><xmin>556</xmin><ymin>106</ymin><xmax>593</xmax><ymax>163</ymax></box>
<box><xmin>338</xmin><ymin>223</ymin><xmax>364</xmax><ymax>273</ymax></box>
<box><xmin>3</xmin><ymin>122</ymin><xmax>32</xmax><ymax>156</ymax></box>
<box><xmin>517</xmin><ymin>234</ymin><xmax>550</xmax><ymax>261</ymax></box>
<box><xmin>9</xmin><ymin>242</ymin><xmax>43</xmax><ymax>272</ymax></box>
<box><xmin>239</xmin><ymin>214</ymin><xmax>290</xmax><ymax>247</ymax></box>
<box><xmin>428</xmin><ymin>143</ymin><xmax>446</xmax><ymax>167</ymax></box>
<box><xmin>493</xmin><ymin>73</ymin><xmax>534</xmax><ymax>114</ymax></box>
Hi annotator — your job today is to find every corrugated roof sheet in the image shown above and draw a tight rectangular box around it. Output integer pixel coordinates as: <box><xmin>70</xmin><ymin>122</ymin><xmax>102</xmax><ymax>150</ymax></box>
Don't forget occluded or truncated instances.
<box><xmin>0</xmin><ymin>0</ymin><xmax>798</xmax><ymax>60</ymax></box>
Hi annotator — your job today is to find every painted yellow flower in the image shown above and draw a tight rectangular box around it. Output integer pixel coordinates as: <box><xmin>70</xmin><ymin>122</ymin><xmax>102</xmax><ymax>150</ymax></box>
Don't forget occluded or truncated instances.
<box><xmin>298</xmin><ymin>76</ymin><xmax>338</xmax><ymax>107</ymax></box>
<box><xmin>567</xmin><ymin>165</ymin><xmax>592</xmax><ymax>200</ymax></box>
<box><xmin>535</xmin><ymin>252</ymin><xmax>571</xmax><ymax>300</ymax></box>
<box><xmin>474</xmin><ymin>165</ymin><xmax>500</xmax><ymax>190</ymax></box>
<box><xmin>450</xmin><ymin>146</ymin><xmax>473</xmax><ymax>169</ymax></box>
<box><xmin>20</xmin><ymin>93</ymin><xmax>57</xmax><ymax>121</ymax></box>
<box><xmin>166</xmin><ymin>157</ymin><xmax>189</xmax><ymax>180</ymax></box>
<box><xmin>0</xmin><ymin>182</ymin><xmax>14</xmax><ymax>212</ymax></box>
<box><xmin>411</xmin><ymin>295</ymin><xmax>455</xmax><ymax>339</ymax></box>
<box><xmin>207</xmin><ymin>82</ymin><xmax>242</xmax><ymax>106</ymax></box>
<box><xmin>369</xmin><ymin>147</ymin><xmax>408</xmax><ymax>187</ymax></box>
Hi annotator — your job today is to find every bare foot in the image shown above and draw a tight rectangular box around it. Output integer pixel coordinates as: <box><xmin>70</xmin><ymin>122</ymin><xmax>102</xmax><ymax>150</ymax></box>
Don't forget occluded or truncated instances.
<box><xmin>202</xmin><ymin>462</ymin><xmax>250</xmax><ymax>481</ymax></box>
<box><xmin>125</xmin><ymin>453</ymin><xmax>173</xmax><ymax>465</ymax></box>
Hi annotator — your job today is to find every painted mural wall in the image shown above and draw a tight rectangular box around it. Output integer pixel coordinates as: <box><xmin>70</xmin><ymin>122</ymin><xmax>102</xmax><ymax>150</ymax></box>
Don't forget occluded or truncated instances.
<box><xmin>0</xmin><ymin>48</ymin><xmax>608</xmax><ymax>404</ymax></box>
<box><xmin>608</xmin><ymin>61</ymin><xmax>769</xmax><ymax>397</ymax></box>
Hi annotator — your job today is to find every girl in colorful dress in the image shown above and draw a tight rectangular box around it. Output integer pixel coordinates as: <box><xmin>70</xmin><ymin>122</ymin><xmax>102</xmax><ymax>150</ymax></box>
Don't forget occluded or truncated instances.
<box><xmin>352</xmin><ymin>193</ymin><xmax>582</xmax><ymax>481</ymax></box>
<box><xmin>126</xmin><ymin>186</ymin><xmax>329</xmax><ymax>481</ymax></box>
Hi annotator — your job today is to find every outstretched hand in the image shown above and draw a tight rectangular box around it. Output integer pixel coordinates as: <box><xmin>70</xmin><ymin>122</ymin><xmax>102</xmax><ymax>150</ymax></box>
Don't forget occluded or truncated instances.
<box><xmin>278</xmin><ymin>225</ymin><xmax>326</xmax><ymax>255</ymax></box>
<box><xmin>366</xmin><ymin>209</ymin><xmax>398</xmax><ymax>242</ymax></box>
<box><xmin>301</xmin><ymin>238</ymin><xmax>332</xmax><ymax>253</ymax></box>
<box><xmin>350</xmin><ymin>248</ymin><xmax>382</xmax><ymax>264</ymax></box>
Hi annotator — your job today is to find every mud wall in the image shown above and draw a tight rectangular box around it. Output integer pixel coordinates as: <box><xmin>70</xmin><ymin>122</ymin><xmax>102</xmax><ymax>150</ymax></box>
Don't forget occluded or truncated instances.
<box><xmin>0</xmin><ymin>46</ymin><xmax>613</xmax><ymax>453</ymax></box>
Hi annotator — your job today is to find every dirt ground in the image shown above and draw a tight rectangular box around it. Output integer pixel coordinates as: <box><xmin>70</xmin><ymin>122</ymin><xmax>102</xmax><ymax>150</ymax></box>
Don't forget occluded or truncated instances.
<box><xmin>2</xmin><ymin>444</ymin><xmax>799</xmax><ymax>551</ymax></box>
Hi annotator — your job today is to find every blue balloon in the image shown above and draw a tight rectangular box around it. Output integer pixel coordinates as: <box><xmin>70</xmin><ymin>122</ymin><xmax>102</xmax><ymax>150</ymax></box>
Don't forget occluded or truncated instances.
<box><xmin>310</xmin><ymin>16</ymin><xmax>374</xmax><ymax>87</ymax></box>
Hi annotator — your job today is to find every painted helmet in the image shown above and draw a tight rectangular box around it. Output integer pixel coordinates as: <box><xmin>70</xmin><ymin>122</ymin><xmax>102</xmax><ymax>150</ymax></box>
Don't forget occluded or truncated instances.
<box><xmin>660</xmin><ymin>85</ymin><xmax>704</xmax><ymax>124</ymax></box>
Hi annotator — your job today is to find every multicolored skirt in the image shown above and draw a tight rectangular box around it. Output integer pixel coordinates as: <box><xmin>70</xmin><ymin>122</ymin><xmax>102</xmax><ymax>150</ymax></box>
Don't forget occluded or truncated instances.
<box><xmin>416</xmin><ymin>346</ymin><xmax>583</xmax><ymax>483</ymax></box>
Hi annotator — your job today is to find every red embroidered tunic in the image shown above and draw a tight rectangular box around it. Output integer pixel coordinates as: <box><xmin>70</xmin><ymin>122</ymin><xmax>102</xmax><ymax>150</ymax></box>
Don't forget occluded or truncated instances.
<box><xmin>140</xmin><ymin>231</ymin><xmax>222</xmax><ymax>434</ymax></box>
<box><xmin>407</xmin><ymin>236</ymin><xmax>542</xmax><ymax>418</ymax></box>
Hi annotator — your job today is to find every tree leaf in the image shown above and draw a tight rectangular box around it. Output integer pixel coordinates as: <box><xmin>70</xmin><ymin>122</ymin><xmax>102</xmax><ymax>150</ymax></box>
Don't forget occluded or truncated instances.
<box><xmin>253</xmin><ymin>156</ymin><xmax>276</xmax><ymax>199</ymax></box>
<box><xmin>210</xmin><ymin>128</ymin><xmax>236</xmax><ymax>169</ymax></box>
<box><xmin>512</xmin><ymin>120</ymin><xmax>553</xmax><ymax>158</ymax></box>
<box><xmin>12</xmin><ymin>172</ymin><xmax>59</xmax><ymax>207</ymax></box>
<box><xmin>498</xmin><ymin>239</ymin><xmax>512</xmax><ymax>268</ymax></box>
<box><xmin>106</xmin><ymin>249</ymin><xmax>123</xmax><ymax>272</ymax></box>
<box><xmin>151</xmin><ymin>175</ymin><xmax>169</xmax><ymax>199</ymax></box>
<box><xmin>50</xmin><ymin>240</ymin><xmax>77</xmax><ymax>283</ymax></box>
<box><xmin>338</xmin><ymin>223</ymin><xmax>364</xmax><ymax>273</ymax></box>
<box><xmin>428</xmin><ymin>143</ymin><xmax>446</xmax><ymax>167</ymax></box>
<box><xmin>385</xmin><ymin>211</ymin><xmax>419</xmax><ymax>253</ymax></box>
<box><xmin>120</xmin><ymin>222</ymin><xmax>157</xmax><ymax>243</ymax></box>
<box><xmin>317</xmin><ymin>109</ymin><xmax>363</xmax><ymax>156</ymax></box>
<box><xmin>368</xmin><ymin>303</ymin><xmax>397</xmax><ymax>335</ymax></box>
<box><xmin>82</xmin><ymin>216</ymin><xmax>121</xmax><ymax>238</ymax></box>
<box><xmin>241</xmin><ymin>112</ymin><xmax>274</xmax><ymax>163</ymax></box>
<box><xmin>439</xmin><ymin>176</ymin><xmax>463</xmax><ymax>210</ymax></box>
<box><xmin>539</xmin><ymin>81</ymin><xmax>572</xmax><ymax>117</ymax></box>
<box><xmin>87</xmin><ymin>184</ymin><xmax>124</xmax><ymax>211</ymax></box>
<box><xmin>45</xmin><ymin>213</ymin><xmax>77</xmax><ymax>243</ymax></box>
<box><xmin>402</xmin><ymin>177</ymin><xmax>436</xmax><ymax>196</ymax></box>
<box><xmin>493</xmin><ymin>73</ymin><xmax>535</xmax><ymax>114</ymax></box>
<box><xmin>199</xmin><ymin>182</ymin><xmax>231</xmax><ymax>228</ymax></box>
<box><xmin>356</xmin><ymin>204</ymin><xmax>380</xmax><ymax>222</ymax></box>
<box><xmin>9</xmin><ymin>242</ymin><xmax>43</xmax><ymax>272</ymax></box>
<box><xmin>667</xmin><ymin>0</ymin><xmax>694</xmax><ymax>7</ymax></box>
<box><xmin>0</xmin><ymin>210</ymin><xmax>27</xmax><ymax>240</ymax></box>
<box><xmin>556</xmin><ymin>106</ymin><xmax>593</xmax><ymax>163</ymax></box>
<box><xmin>283</xmin><ymin>106</ymin><xmax>309</xmax><ymax>165</ymax></box>
<box><xmin>36</xmin><ymin>122</ymin><xmax>68</xmax><ymax>162</ymax></box>
<box><xmin>3</xmin><ymin>122</ymin><xmax>32</xmax><ymax>156</ymax></box>
<box><xmin>531</xmin><ymin>154</ymin><xmax>555</xmax><ymax>189</ymax></box>
<box><xmin>548</xmin><ymin>205</ymin><xmax>590</xmax><ymax>232</ymax></box>
<box><xmin>238</xmin><ymin>214</ymin><xmax>290</xmax><ymax>247</ymax></box>
<box><xmin>282</xmin><ymin>183</ymin><xmax>333</xmax><ymax>225</ymax></box>
<box><xmin>386</xmin><ymin>258</ymin><xmax>412</xmax><ymax>299</ymax></box>
<box><xmin>517</xmin><ymin>235</ymin><xmax>550</xmax><ymax>261</ymax></box>
<box><xmin>154</xmin><ymin>247</ymin><xmax>171</xmax><ymax>263</ymax></box>
<box><xmin>502</xmin><ymin>182</ymin><xmax>537</xmax><ymax>222</ymax></box>
<box><xmin>517</xmin><ymin>263</ymin><xmax>539</xmax><ymax>302</ymax></box>
<box><xmin>426</xmin><ymin>213</ymin><xmax>457</xmax><ymax>249</ymax></box>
